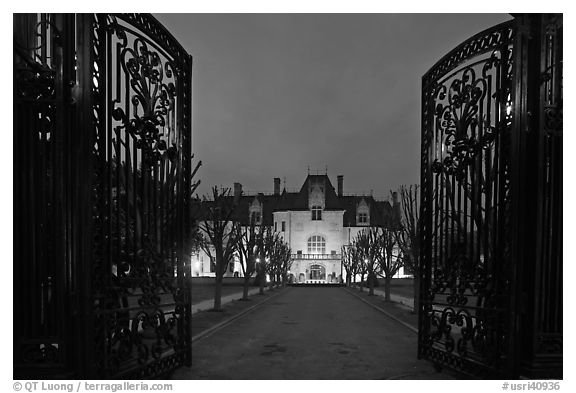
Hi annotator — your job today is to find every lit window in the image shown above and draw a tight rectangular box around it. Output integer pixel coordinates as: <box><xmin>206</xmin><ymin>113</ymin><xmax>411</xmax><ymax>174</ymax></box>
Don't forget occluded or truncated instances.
<box><xmin>307</xmin><ymin>235</ymin><xmax>326</xmax><ymax>254</ymax></box>
<box><xmin>311</xmin><ymin>205</ymin><xmax>322</xmax><ymax>220</ymax></box>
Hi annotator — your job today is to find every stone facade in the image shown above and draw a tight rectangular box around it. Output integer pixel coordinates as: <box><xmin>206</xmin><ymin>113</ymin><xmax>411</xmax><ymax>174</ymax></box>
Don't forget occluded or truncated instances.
<box><xmin>190</xmin><ymin>173</ymin><xmax>408</xmax><ymax>282</ymax></box>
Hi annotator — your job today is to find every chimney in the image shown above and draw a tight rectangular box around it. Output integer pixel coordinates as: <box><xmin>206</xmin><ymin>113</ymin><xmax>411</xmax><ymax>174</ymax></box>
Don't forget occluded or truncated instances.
<box><xmin>337</xmin><ymin>175</ymin><xmax>343</xmax><ymax>197</ymax></box>
<box><xmin>274</xmin><ymin>177</ymin><xmax>281</xmax><ymax>195</ymax></box>
<box><xmin>233</xmin><ymin>182</ymin><xmax>242</xmax><ymax>203</ymax></box>
<box><xmin>392</xmin><ymin>191</ymin><xmax>401</xmax><ymax>224</ymax></box>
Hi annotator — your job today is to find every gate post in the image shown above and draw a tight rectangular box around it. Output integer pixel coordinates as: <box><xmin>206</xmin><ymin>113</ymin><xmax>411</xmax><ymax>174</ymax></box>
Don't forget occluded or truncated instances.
<box><xmin>14</xmin><ymin>13</ymin><xmax>80</xmax><ymax>379</ymax></box>
<box><xmin>72</xmin><ymin>13</ymin><xmax>99</xmax><ymax>378</ymax></box>
<box><xmin>508</xmin><ymin>14</ymin><xmax>562</xmax><ymax>379</ymax></box>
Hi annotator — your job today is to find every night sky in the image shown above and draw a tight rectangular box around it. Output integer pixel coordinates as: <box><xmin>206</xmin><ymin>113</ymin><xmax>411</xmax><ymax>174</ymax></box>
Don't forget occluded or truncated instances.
<box><xmin>154</xmin><ymin>13</ymin><xmax>512</xmax><ymax>199</ymax></box>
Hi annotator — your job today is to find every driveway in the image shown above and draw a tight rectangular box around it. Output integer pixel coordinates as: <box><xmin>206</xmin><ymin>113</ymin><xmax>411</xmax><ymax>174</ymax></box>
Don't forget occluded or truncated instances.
<box><xmin>174</xmin><ymin>286</ymin><xmax>447</xmax><ymax>379</ymax></box>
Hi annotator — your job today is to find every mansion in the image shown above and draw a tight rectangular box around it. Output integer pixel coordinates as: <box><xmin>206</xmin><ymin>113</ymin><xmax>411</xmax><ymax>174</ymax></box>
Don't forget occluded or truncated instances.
<box><xmin>190</xmin><ymin>172</ymin><xmax>408</xmax><ymax>283</ymax></box>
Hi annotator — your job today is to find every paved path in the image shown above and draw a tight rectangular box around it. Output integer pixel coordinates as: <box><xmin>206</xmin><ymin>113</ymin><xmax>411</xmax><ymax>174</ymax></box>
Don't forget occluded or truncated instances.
<box><xmin>174</xmin><ymin>286</ymin><xmax>446</xmax><ymax>379</ymax></box>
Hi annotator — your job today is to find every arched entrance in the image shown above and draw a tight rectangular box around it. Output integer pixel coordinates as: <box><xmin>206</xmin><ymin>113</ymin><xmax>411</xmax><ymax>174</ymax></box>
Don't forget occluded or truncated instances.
<box><xmin>309</xmin><ymin>264</ymin><xmax>326</xmax><ymax>281</ymax></box>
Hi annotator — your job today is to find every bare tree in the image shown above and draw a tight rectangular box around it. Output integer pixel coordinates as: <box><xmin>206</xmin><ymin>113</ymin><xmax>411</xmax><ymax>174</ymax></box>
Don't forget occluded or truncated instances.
<box><xmin>197</xmin><ymin>187</ymin><xmax>240</xmax><ymax>311</ymax></box>
<box><xmin>235</xmin><ymin>221</ymin><xmax>264</xmax><ymax>300</ymax></box>
<box><xmin>111</xmin><ymin>152</ymin><xmax>202</xmax><ymax>273</ymax></box>
<box><xmin>269</xmin><ymin>239</ymin><xmax>292</xmax><ymax>287</ymax></box>
<box><xmin>351</xmin><ymin>246</ymin><xmax>362</xmax><ymax>286</ymax></box>
<box><xmin>355</xmin><ymin>247</ymin><xmax>368</xmax><ymax>292</ymax></box>
<box><xmin>255</xmin><ymin>226</ymin><xmax>275</xmax><ymax>294</ymax></box>
<box><xmin>345</xmin><ymin>245</ymin><xmax>362</xmax><ymax>286</ymax></box>
<box><xmin>260</xmin><ymin>227</ymin><xmax>292</xmax><ymax>291</ymax></box>
<box><xmin>395</xmin><ymin>185</ymin><xmax>421</xmax><ymax>312</ymax></box>
<box><xmin>373</xmin><ymin>226</ymin><xmax>402</xmax><ymax>302</ymax></box>
<box><xmin>341</xmin><ymin>245</ymin><xmax>356</xmax><ymax>286</ymax></box>
<box><xmin>354</xmin><ymin>229</ymin><xmax>380</xmax><ymax>296</ymax></box>
<box><xmin>279</xmin><ymin>243</ymin><xmax>292</xmax><ymax>286</ymax></box>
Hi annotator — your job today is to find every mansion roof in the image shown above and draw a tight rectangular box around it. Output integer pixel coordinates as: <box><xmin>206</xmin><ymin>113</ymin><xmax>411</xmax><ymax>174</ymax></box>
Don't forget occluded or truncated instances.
<box><xmin>194</xmin><ymin>174</ymin><xmax>398</xmax><ymax>227</ymax></box>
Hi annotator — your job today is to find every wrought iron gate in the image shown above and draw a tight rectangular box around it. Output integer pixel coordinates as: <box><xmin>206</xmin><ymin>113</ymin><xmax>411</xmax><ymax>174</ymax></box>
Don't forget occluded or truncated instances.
<box><xmin>14</xmin><ymin>13</ymin><xmax>193</xmax><ymax>379</ymax></box>
<box><xmin>418</xmin><ymin>15</ymin><xmax>562</xmax><ymax>379</ymax></box>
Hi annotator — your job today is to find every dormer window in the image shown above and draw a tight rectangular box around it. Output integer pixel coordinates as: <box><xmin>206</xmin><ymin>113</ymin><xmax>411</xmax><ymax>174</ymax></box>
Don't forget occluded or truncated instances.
<box><xmin>311</xmin><ymin>205</ymin><xmax>322</xmax><ymax>221</ymax></box>
<box><xmin>250</xmin><ymin>211</ymin><xmax>261</xmax><ymax>224</ymax></box>
<box><xmin>356</xmin><ymin>199</ymin><xmax>370</xmax><ymax>226</ymax></box>
<box><xmin>249</xmin><ymin>197</ymin><xmax>263</xmax><ymax>225</ymax></box>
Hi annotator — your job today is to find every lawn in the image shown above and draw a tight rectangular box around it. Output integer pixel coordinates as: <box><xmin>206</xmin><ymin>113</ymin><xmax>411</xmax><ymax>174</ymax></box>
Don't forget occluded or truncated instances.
<box><xmin>191</xmin><ymin>283</ymin><xmax>252</xmax><ymax>304</ymax></box>
<box><xmin>389</xmin><ymin>278</ymin><xmax>415</xmax><ymax>298</ymax></box>
<box><xmin>190</xmin><ymin>276</ymin><xmax>260</xmax><ymax>304</ymax></box>
<box><xmin>190</xmin><ymin>278</ymin><xmax>415</xmax><ymax>305</ymax></box>
<box><xmin>355</xmin><ymin>278</ymin><xmax>415</xmax><ymax>298</ymax></box>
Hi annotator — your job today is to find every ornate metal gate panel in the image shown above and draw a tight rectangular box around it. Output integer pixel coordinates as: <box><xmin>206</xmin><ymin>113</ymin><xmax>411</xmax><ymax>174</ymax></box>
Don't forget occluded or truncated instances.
<box><xmin>419</xmin><ymin>15</ymin><xmax>562</xmax><ymax>379</ymax></box>
<box><xmin>418</xmin><ymin>21</ymin><xmax>516</xmax><ymax>378</ymax></box>
<box><xmin>14</xmin><ymin>13</ymin><xmax>193</xmax><ymax>379</ymax></box>
<box><xmin>91</xmin><ymin>14</ymin><xmax>192</xmax><ymax>379</ymax></box>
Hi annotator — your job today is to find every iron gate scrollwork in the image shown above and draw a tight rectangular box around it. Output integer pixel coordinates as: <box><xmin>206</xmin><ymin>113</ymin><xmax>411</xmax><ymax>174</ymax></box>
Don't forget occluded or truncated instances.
<box><xmin>419</xmin><ymin>21</ymin><xmax>516</xmax><ymax>378</ymax></box>
<box><xmin>14</xmin><ymin>13</ymin><xmax>192</xmax><ymax>379</ymax></box>
<box><xmin>92</xmin><ymin>14</ymin><xmax>192</xmax><ymax>379</ymax></box>
<box><xmin>419</xmin><ymin>15</ymin><xmax>562</xmax><ymax>379</ymax></box>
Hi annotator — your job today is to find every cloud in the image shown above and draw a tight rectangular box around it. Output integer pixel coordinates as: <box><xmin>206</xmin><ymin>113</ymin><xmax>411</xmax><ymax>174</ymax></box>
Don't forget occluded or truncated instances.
<box><xmin>156</xmin><ymin>13</ymin><xmax>512</xmax><ymax>196</ymax></box>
